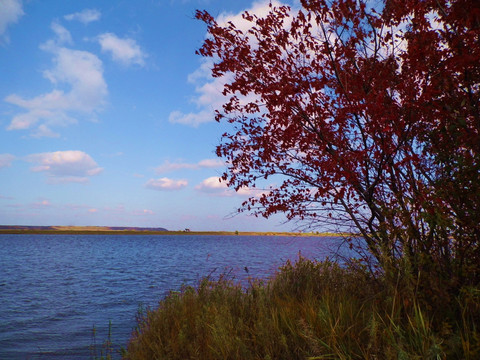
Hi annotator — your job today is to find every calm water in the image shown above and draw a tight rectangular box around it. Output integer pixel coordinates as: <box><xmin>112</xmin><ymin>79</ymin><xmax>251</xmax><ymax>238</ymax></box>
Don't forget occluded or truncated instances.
<box><xmin>0</xmin><ymin>234</ymin><xmax>344</xmax><ymax>359</ymax></box>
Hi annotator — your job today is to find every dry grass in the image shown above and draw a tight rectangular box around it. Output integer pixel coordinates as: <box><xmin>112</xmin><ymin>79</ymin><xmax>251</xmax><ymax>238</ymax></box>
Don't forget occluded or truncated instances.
<box><xmin>123</xmin><ymin>257</ymin><xmax>480</xmax><ymax>360</ymax></box>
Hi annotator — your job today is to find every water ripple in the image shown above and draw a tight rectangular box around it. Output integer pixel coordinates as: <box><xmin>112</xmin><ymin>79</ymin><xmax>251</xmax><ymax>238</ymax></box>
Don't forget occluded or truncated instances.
<box><xmin>0</xmin><ymin>234</ymin><xmax>343</xmax><ymax>359</ymax></box>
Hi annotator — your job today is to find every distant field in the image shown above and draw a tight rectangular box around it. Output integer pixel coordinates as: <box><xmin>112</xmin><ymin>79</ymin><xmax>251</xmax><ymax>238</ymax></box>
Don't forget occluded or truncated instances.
<box><xmin>0</xmin><ymin>225</ymin><xmax>344</xmax><ymax>236</ymax></box>
<box><xmin>0</xmin><ymin>225</ymin><xmax>167</xmax><ymax>235</ymax></box>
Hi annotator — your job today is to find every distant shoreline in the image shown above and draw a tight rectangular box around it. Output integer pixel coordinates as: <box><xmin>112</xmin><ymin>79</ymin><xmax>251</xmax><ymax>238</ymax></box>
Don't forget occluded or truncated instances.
<box><xmin>0</xmin><ymin>225</ymin><xmax>345</xmax><ymax>237</ymax></box>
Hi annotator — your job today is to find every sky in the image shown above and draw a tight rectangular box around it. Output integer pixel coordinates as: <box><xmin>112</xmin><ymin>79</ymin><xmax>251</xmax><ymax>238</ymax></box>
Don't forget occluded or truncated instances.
<box><xmin>0</xmin><ymin>0</ymin><xmax>298</xmax><ymax>232</ymax></box>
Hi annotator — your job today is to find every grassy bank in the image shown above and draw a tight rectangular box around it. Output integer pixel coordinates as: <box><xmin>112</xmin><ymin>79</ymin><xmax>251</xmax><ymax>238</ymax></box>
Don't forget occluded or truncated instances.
<box><xmin>123</xmin><ymin>257</ymin><xmax>479</xmax><ymax>360</ymax></box>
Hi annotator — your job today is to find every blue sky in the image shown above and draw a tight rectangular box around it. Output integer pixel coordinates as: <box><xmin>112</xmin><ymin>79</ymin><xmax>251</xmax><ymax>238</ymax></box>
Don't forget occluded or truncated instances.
<box><xmin>0</xmin><ymin>0</ymin><xmax>296</xmax><ymax>231</ymax></box>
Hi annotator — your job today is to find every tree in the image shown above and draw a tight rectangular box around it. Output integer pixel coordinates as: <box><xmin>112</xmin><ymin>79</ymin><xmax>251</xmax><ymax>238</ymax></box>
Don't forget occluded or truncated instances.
<box><xmin>195</xmin><ymin>0</ymin><xmax>480</xmax><ymax>296</ymax></box>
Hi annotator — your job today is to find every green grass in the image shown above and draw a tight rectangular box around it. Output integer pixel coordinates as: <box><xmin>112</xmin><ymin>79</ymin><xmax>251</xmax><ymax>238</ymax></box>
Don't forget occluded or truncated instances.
<box><xmin>122</xmin><ymin>256</ymin><xmax>480</xmax><ymax>359</ymax></box>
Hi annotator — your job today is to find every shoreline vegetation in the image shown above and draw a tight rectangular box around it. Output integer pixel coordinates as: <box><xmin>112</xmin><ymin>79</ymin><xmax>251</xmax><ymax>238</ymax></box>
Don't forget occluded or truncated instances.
<box><xmin>0</xmin><ymin>225</ymin><xmax>345</xmax><ymax>237</ymax></box>
<box><xmin>123</xmin><ymin>256</ymin><xmax>479</xmax><ymax>359</ymax></box>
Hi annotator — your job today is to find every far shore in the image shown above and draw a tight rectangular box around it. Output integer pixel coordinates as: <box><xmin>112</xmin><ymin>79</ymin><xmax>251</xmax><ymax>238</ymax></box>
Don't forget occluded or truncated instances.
<box><xmin>0</xmin><ymin>225</ymin><xmax>347</xmax><ymax>237</ymax></box>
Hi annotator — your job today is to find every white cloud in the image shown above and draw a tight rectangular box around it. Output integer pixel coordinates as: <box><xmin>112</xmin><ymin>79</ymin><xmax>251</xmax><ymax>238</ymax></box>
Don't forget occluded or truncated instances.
<box><xmin>236</xmin><ymin>186</ymin><xmax>269</xmax><ymax>198</ymax></box>
<box><xmin>0</xmin><ymin>0</ymin><xmax>23</xmax><ymax>43</ymax></box>
<box><xmin>50</xmin><ymin>21</ymin><xmax>72</xmax><ymax>45</ymax></box>
<box><xmin>195</xmin><ymin>176</ymin><xmax>229</xmax><ymax>195</ymax></box>
<box><xmin>26</xmin><ymin>150</ymin><xmax>103</xmax><ymax>183</ymax></box>
<box><xmin>195</xmin><ymin>176</ymin><xmax>270</xmax><ymax>198</ymax></box>
<box><xmin>168</xmin><ymin>109</ymin><xmax>215</xmax><ymax>127</ymax></box>
<box><xmin>186</xmin><ymin>57</ymin><xmax>214</xmax><ymax>84</ymax></box>
<box><xmin>155</xmin><ymin>158</ymin><xmax>224</xmax><ymax>173</ymax></box>
<box><xmin>168</xmin><ymin>69</ymin><xmax>230</xmax><ymax>127</ymax></box>
<box><xmin>155</xmin><ymin>159</ymin><xmax>197</xmax><ymax>173</ymax></box>
<box><xmin>145</xmin><ymin>177</ymin><xmax>188</xmax><ymax>191</ymax></box>
<box><xmin>97</xmin><ymin>33</ymin><xmax>146</xmax><ymax>67</ymax></box>
<box><xmin>64</xmin><ymin>9</ymin><xmax>101</xmax><ymax>24</ymax></box>
<box><xmin>168</xmin><ymin>1</ymin><xmax>288</xmax><ymax>127</ymax></box>
<box><xmin>198</xmin><ymin>158</ymin><xmax>224</xmax><ymax>168</ymax></box>
<box><xmin>32</xmin><ymin>124</ymin><xmax>61</xmax><ymax>138</ymax></box>
<box><xmin>5</xmin><ymin>30</ymin><xmax>107</xmax><ymax>136</ymax></box>
<box><xmin>215</xmin><ymin>1</ymin><xmax>286</xmax><ymax>33</ymax></box>
<box><xmin>0</xmin><ymin>154</ymin><xmax>15</xmax><ymax>168</ymax></box>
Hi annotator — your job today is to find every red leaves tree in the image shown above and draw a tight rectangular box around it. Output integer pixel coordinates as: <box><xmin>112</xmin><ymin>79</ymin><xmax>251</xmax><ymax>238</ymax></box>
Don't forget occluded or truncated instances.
<box><xmin>196</xmin><ymin>0</ymin><xmax>480</xmax><ymax>293</ymax></box>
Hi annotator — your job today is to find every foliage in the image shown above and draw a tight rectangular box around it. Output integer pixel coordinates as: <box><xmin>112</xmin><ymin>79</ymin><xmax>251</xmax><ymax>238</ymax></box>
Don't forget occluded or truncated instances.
<box><xmin>194</xmin><ymin>0</ymin><xmax>480</xmax><ymax>299</ymax></box>
<box><xmin>123</xmin><ymin>257</ymin><xmax>480</xmax><ymax>359</ymax></box>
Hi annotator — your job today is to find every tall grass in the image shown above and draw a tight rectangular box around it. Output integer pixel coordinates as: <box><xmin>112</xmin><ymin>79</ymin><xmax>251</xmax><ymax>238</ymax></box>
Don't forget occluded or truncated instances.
<box><xmin>90</xmin><ymin>320</ymin><xmax>125</xmax><ymax>360</ymax></box>
<box><xmin>123</xmin><ymin>256</ymin><xmax>480</xmax><ymax>359</ymax></box>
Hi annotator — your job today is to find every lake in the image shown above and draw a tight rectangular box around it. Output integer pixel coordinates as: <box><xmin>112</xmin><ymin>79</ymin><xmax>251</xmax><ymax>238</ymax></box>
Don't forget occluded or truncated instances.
<box><xmin>0</xmin><ymin>234</ymin><xmax>346</xmax><ymax>359</ymax></box>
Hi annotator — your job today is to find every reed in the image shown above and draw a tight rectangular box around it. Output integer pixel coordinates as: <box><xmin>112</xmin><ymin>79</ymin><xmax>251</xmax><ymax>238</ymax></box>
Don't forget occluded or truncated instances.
<box><xmin>123</xmin><ymin>256</ymin><xmax>479</xmax><ymax>359</ymax></box>
<box><xmin>90</xmin><ymin>320</ymin><xmax>115</xmax><ymax>360</ymax></box>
